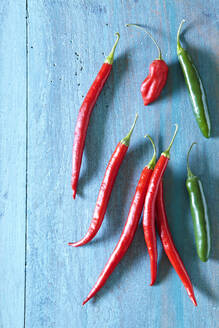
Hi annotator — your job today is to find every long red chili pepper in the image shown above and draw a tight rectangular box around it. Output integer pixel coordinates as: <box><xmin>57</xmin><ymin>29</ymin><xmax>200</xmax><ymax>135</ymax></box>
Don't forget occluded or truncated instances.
<box><xmin>143</xmin><ymin>124</ymin><xmax>178</xmax><ymax>286</ymax></box>
<box><xmin>82</xmin><ymin>136</ymin><xmax>157</xmax><ymax>305</ymax></box>
<box><xmin>156</xmin><ymin>180</ymin><xmax>197</xmax><ymax>306</ymax></box>
<box><xmin>126</xmin><ymin>24</ymin><xmax>168</xmax><ymax>106</ymax></box>
<box><xmin>69</xmin><ymin>114</ymin><xmax>138</xmax><ymax>247</ymax></box>
<box><xmin>71</xmin><ymin>33</ymin><xmax>120</xmax><ymax>199</ymax></box>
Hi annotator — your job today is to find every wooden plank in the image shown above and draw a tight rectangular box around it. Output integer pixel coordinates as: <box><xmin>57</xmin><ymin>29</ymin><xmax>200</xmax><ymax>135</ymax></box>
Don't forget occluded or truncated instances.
<box><xmin>26</xmin><ymin>0</ymin><xmax>219</xmax><ymax>327</ymax></box>
<box><xmin>0</xmin><ymin>1</ymin><xmax>26</xmax><ymax>327</ymax></box>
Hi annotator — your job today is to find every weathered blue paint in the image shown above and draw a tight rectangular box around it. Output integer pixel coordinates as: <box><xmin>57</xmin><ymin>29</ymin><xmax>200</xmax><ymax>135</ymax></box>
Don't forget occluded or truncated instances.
<box><xmin>1</xmin><ymin>0</ymin><xmax>219</xmax><ymax>327</ymax></box>
<box><xmin>0</xmin><ymin>1</ymin><xmax>26</xmax><ymax>327</ymax></box>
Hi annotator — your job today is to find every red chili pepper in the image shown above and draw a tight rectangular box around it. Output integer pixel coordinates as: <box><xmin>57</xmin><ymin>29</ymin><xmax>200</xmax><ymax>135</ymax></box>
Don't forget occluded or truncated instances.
<box><xmin>82</xmin><ymin>136</ymin><xmax>157</xmax><ymax>305</ymax></box>
<box><xmin>143</xmin><ymin>124</ymin><xmax>178</xmax><ymax>286</ymax></box>
<box><xmin>71</xmin><ymin>33</ymin><xmax>120</xmax><ymax>199</ymax></box>
<box><xmin>69</xmin><ymin>114</ymin><xmax>138</xmax><ymax>247</ymax></box>
<box><xmin>156</xmin><ymin>180</ymin><xmax>197</xmax><ymax>306</ymax></box>
<box><xmin>126</xmin><ymin>24</ymin><xmax>168</xmax><ymax>106</ymax></box>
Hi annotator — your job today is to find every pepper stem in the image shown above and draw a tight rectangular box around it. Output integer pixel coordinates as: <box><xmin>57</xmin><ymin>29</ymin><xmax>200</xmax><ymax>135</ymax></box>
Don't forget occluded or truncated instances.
<box><xmin>126</xmin><ymin>24</ymin><xmax>162</xmax><ymax>60</ymax></box>
<box><xmin>162</xmin><ymin>124</ymin><xmax>178</xmax><ymax>158</ymax></box>
<box><xmin>105</xmin><ymin>32</ymin><xmax>120</xmax><ymax>65</ymax></box>
<box><xmin>121</xmin><ymin>113</ymin><xmax>138</xmax><ymax>147</ymax></box>
<box><xmin>177</xmin><ymin>19</ymin><xmax>185</xmax><ymax>53</ymax></box>
<box><xmin>145</xmin><ymin>135</ymin><xmax>157</xmax><ymax>169</ymax></box>
<box><xmin>187</xmin><ymin>142</ymin><xmax>197</xmax><ymax>178</ymax></box>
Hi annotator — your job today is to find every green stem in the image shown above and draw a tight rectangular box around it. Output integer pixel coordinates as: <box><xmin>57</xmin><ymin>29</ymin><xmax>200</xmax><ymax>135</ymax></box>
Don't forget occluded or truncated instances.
<box><xmin>105</xmin><ymin>32</ymin><xmax>120</xmax><ymax>65</ymax></box>
<box><xmin>187</xmin><ymin>142</ymin><xmax>197</xmax><ymax>178</ymax></box>
<box><xmin>145</xmin><ymin>135</ymin><xmax>157</xmax><ymax>169</ymax></box>
<box><xmin>121</xmin><ymin>113</ymin><xmax>138</xmax><ymax>147</ymax></box>
<box><xmin>162</xmin><ymin>124</ymin><xmax>178</xmax><ymax>158</ymax></box>
<box><xmin>177</xmin><ymin>19</ymin><xmax>185</xmax><ymax>53</ymax></box>
<box><xmin>126</xmin><ymin>23</ymin><xmax>162</xmax><ymax>60</ymax></box>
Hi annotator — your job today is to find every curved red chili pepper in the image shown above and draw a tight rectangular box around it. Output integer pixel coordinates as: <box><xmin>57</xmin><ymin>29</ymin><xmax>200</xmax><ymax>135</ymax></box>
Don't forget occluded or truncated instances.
<box><xmin>156</xmin><ymin>180</ymin><xmax>197</xmax><ymax>306</ymax></box>
<box><xmin>82</xmin><ymin>136</ymin><xmax>157</xmax><ymax>305</ymax></box>
<box><xmin>69</xmin><ymin>114</ymin><xmax>138</xmax><ymax>247</ymax></box>
<box><xmin>126</xmin><ymin>24</ymin><xmax>168</xmax><ymax>106</ymax></box>
<box><xmin>143</xmin><ymin>124</ymin><xmax>178</xmax><ymax>286</ymax></box>
<box><xmin>71</xmin><ymin>33</ymin><xmax>120</xmax><ymax>199</ymax></box>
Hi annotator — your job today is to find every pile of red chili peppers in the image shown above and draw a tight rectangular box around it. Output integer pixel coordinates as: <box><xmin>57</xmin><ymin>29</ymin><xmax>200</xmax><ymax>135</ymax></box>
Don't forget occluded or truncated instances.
<box><xmin>68</xmin><ymin>20</ymin><xmax>213</xmax><ymax>307</ymax></box>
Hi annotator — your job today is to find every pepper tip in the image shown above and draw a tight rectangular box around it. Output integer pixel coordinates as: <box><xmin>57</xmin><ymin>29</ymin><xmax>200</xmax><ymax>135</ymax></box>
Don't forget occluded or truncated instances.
<box><xmin>150</xmin><ymin>279</ymin><xmax>155</xmax><ymax>286</ymax></box>
<box><xmin>82</xmin><ymin>298</ymin><xmax>89</xmax><ymax>306</ymax></box>
<box><xmin>68</xmin><ymin>241</ymin><xmax>81</xmax><ymax>247</ymax></box>
<box><xmin>191</xmin><ymin>296</ymin><xmax>197</xmax><ymax>307</ymax></box>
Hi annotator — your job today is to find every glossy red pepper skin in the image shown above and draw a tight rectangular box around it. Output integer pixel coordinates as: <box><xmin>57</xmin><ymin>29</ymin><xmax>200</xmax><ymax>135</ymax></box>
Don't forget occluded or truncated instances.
<box><xmin>83</xmin><ymin>165</ymin><xmax>154</xmax><ymax>305</ymax></box>
<box><xmin>143</xmin><ymin>154</ymin><xmax>168</xmax><ymax>285</ymax></box>
<box><xmin>69</xmin><ymin>115</ymin><xmax>138</xmax><ymax>247</ymax></box>
<box><xmin>71</xmin><ymin>34</ymin><xmax>120</xmax><ymax>199</ymax></box>
<box><xmin>140</xmin><ymin>59</ymin><xmax>168</xmax><ymax>106</ymax></box>
<box><xmin>126</xmin><ymin>24</ymin><xmax>168</xmax><ymax>106</ymax></box>
<box><xmin>156</xmin><ymin>180</ymin><xmax>197</xmax><ymax>306</ymax></box>
<box><xmin>70</xmin><ymin>143</ymin><xmax>127</xmax><ymax>246</ymax></box>
<box><xmin>143</xmin><ymin>124</ymin><xmax>178</xmax><ymax>286</ymax></box>
<box><xmin>71</xmin><ymin>64</ymin><xmax>112</xmax><ymax>199</ymax></box>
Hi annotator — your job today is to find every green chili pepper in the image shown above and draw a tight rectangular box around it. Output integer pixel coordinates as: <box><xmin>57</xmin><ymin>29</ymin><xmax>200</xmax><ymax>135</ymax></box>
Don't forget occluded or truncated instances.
<box><xmin>186</xmin><ymin>143</ymin><xmax>211</xmax><ymax>262</ymax></box>
<box><xmin>177</xmin><ymin>20</ymin><xmax>211</xmax><ymax>138</ymax></box>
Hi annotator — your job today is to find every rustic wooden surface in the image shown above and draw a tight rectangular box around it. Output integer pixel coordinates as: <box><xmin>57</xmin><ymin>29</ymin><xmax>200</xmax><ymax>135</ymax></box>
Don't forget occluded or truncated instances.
<box><xmin>0</xmin><ymin>0</ymin><xmax>219</xmax><ymax>327</ymax></box>
<box><xmin>0</xmin><ymin>1</ymin><xmax>26</xmax><ymax>327</ymax></box>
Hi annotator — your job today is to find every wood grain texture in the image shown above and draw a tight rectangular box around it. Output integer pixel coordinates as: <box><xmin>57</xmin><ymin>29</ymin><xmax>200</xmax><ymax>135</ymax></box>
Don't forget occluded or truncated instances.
<box><xmin>0</xmin><ymin>1</ymin><xmax>26</xmax><ymax>327</ymax></box>
<box><xmin>2</xmin><ymin>0</ymin><xmax>218</xmax><ymax>327</ymax></box>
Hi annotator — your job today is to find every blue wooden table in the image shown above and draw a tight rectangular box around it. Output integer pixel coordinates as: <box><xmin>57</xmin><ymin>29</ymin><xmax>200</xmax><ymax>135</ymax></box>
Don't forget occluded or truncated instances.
<box><xmin>0</xmin><ymin>1</ymin><xmax>218</xmax><ymax>327</ymax></box>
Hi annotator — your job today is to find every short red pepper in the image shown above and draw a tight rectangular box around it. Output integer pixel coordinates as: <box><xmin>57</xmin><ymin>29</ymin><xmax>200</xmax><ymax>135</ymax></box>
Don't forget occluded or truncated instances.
<box><xmin>126</xmin><ymin>24</ymin><xmax>168</xmax><ymax>106</ymax></box>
